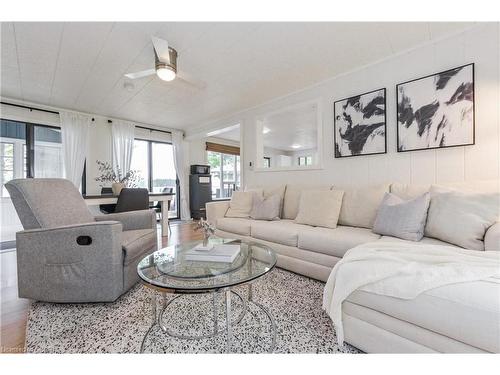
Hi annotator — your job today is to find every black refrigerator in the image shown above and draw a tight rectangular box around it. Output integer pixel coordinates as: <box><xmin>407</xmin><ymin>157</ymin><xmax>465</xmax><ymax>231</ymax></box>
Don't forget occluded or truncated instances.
<box><xmin>189</xmin><ymin>165</ymin><xmax>212</xmax><ymax>219</ymax></box>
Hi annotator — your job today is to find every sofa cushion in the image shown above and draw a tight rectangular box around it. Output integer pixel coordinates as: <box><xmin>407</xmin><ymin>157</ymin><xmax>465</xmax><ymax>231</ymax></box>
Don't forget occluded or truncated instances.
<box><xmin>295</xmin><ymin>190</ymin><xmax>344</xmax><ymax>229</ymax></box>
<box><xmin>425</xmin><ymin>186</ymin><xmax>499</xmax><ymax>250</ymax></box>
<box><xmin>225</xmin><ymin>191</ymin><xmax>254</xmax><ymax>218</ymax></box>
<box><xmin>338</xmin><ymin>184</ymin><xmax>389</xmax><ymax>229</ymax></box>
<box><xmin>390</xmin><ymin>183</ymin><xmax>430</xmax><ymax>200</ymax></box>
<box><xmin>390</xmin><ymin>180</ymin><xmax>499</xmax><ymax>200</ymax></box>
<box><xmin>346</xmin><ymin>278</ymin><xmax>500</xmax><ymax>353</ymax></box>
<box><xmin>373</xmin><ymin>192</ymin><xmax>430</xmax><ymax>241</ymax></box>
<box><xmin>216</xmin><ymin>217</ymin><xmax>252</xmax><ymax>236</ymax></box>
<box><xmin>251</xmin><ymin>219</ymin><xmax>309</xmax><ymax>247</ymax></box>
<box><xmin>121</xmin><ymin>229</ymin><xmax>157</xmax><ymax>266</ymax></box>
<box><xmin>377</xmin><ymin>235</ymin><xmax>461</xmax><ymax>249</ymax></box>
<box><xmin>298</xmin><ymin>225</ymin><xmax>381</xmax><ymax>258</ymax></box>
<box><xmin>282</xmin><ymin>184</ymin><xmax>332</xmax><ymax>220</ymax></box>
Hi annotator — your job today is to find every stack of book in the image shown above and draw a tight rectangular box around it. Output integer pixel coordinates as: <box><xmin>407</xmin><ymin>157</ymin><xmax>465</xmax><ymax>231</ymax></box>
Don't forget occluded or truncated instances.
<box><xmin>185</xmin><ymin>244</ymin><xmax>241</xmax><ymax>263</ymax></box>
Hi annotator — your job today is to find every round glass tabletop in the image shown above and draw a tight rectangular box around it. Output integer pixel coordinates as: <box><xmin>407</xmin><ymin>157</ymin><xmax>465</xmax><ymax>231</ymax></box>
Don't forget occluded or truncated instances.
<box><xmin>137</xmin><ymin>237</ymin><xmax>277</xmax><ymax>292</ymax></box>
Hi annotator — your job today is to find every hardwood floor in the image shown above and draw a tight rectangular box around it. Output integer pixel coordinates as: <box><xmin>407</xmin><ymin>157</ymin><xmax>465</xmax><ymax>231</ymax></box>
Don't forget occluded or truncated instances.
<box><xmin>0</xmin><ymin>221</ymin><xmax>202</xmax><ymax>354</ymax></box>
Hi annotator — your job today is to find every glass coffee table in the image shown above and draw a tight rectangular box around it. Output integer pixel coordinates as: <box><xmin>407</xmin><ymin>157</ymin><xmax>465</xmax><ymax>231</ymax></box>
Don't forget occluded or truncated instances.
<box><xmin>137</xmin><ymin>237</ymin><xmax>277</xmax><ymax>353</ymax></box>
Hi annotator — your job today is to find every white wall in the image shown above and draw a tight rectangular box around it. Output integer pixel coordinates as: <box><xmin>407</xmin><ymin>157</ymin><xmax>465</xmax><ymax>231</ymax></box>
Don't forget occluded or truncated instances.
<box><xmin>187</xmin><ymin>23</ymin><xmax>500</xmax><ymax>189</ymax></box>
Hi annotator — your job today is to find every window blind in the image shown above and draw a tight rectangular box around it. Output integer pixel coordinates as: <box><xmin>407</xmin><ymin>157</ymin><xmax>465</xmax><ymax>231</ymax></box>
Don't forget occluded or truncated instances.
<box><xmin>206</xmin><ymin>142</ymin><xmax>240</xmax><ymax>156</ymax></box>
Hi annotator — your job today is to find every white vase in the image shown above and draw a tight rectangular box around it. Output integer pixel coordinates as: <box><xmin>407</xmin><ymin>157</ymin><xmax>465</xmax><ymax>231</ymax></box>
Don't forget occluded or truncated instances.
<box><xmin>111</xmin><ymin>182</ymin><xmax>124</xmax><ymax>195</ymax></box>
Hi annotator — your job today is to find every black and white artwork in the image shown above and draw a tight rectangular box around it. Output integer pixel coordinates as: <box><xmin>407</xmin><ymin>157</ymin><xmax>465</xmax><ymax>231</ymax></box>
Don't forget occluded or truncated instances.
<box><xmin>397</xmin><ymin>63</ymin><xmax>474</xmax><ymax>152</ymax></box>
<box><xmin>334</xmin><ymin>88</ymin><xmax>386</xmax><ymax>158</ymax></box>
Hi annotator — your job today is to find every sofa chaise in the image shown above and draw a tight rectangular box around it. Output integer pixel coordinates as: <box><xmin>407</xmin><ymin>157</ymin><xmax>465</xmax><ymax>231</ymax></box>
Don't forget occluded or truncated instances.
<box><xmin>206</xmin><ymin>182</ymin><xmax>500</xmax><ymax>353</ymax></box>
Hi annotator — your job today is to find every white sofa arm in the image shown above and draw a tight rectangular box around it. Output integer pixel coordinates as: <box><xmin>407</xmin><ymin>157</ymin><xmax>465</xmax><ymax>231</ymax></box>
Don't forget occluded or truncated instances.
<box><xmin>206</xmin><ymin>201</ymin><xmax>230</xmax><ymax>226</ymax></box>
<box><xmin>485</xmin><ymin>222</ymin><xmax>500</xmax><ymax>251</ymax></box>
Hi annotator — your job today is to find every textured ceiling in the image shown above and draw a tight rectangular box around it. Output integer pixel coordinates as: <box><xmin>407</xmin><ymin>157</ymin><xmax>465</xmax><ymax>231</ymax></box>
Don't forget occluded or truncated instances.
<box><xmin>0</xmin><ymin>22</ymin><xmax>474</xmax><ymax>130</ymax></box>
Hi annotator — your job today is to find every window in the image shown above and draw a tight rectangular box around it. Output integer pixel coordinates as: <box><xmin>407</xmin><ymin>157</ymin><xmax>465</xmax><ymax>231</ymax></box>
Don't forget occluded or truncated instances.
<box><xmin>263</xmin><ymin>157</ymin><xmax>271</xmax><ymax>168</ymax></box>
<box><xmin>131</xmin><ymin>140</ymin><xmax>149</xmax><ymax>189</ymax></box>
<box><xmin>207</xmin><ymin>150</ymin><xmax>240</xmax><ymax>199</ymax></box>
<box><xmin>0</xmin><ymin>142</ymin><xmax>14</xmax><ymax>197</ymax></box>
<box><xmin>0</xmin><ymin>119</ymin><xmax>64</xmax><ymax>197</ymax></box>
<box><xmin>1</xmin><ymin>119</ymin><xmax>65</xmax><ymax>244</ymax></box>
<box><xmin>298</xmin><ymin>155</ymin><xmax>313</xmax><ymax>166</ymax></box>
<box><xmin>34</xmin><ymin>126</ymin><xmax>63</xmax><ymax>178</ymax></box>
<box><xmin>130</xmin><ymin>139</ymin><xmax>179</xmax><ymax>219</ymax></box>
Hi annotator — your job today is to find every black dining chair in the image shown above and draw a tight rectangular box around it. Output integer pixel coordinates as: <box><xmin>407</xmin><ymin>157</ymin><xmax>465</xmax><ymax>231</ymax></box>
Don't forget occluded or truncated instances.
<box><xmin>114</xmin><ymin>188</ymin><xmax>150</xmax><ymax>213</ymax></box>
<box><xmin>150</xmin><ymin>187</ymin><xmax>173</xmax><ymax>233</ymax></box>
<box><xmin>99</xmin><ymin>187</ymin><xmax>117</xmax><ymax>214</ymax></box>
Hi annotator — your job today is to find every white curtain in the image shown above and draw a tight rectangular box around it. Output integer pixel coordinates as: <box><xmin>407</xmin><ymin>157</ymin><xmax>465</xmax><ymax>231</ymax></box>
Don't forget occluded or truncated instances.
<box><xmin>111</xmin><ymin>120</ymin><xmax>135</xmax><ymax>181</ymax></box>
<box><xmin>60</xmin><ymin>111</ymin><xmax>91</xmax><ymax>189</ymax></box>
<box><xmin>172</xmin><ymin>130</ymin><xmax>190</xmax><ymax>220</ymax></box>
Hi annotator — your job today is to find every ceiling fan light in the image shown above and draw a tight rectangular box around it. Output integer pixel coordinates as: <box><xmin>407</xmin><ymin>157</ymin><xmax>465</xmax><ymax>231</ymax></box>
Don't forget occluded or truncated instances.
<box><xmin>156</xmin><ymin>66</ymin><xmax>176</xmax><ymax>81</ymax></box>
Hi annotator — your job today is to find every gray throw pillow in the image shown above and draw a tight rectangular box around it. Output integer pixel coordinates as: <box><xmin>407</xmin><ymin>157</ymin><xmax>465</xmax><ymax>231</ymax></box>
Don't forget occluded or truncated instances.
<box><xmin>373</xmin><ymin>192</ymin><xmax>430</xmax><ymax>241</ymax></box>
<box><xmin>250</xmin><ymin>194</ymin><xmax>281</xmax><ymax>221</ymax></box>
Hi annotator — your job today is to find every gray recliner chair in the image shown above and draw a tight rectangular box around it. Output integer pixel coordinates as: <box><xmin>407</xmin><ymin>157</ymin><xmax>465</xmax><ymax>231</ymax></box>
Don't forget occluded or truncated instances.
<box><xmin>5</xmin><ymin>178</ymin><xmax>158</xmax><ymax>303</ymax></box>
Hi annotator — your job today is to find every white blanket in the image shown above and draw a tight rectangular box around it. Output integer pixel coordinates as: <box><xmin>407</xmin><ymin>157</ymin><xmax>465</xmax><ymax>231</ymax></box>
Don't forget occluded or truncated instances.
<box><xmin>322</xmin><ymin>241</ymin><xmax>500</xmax><ymax>345</ymax></box>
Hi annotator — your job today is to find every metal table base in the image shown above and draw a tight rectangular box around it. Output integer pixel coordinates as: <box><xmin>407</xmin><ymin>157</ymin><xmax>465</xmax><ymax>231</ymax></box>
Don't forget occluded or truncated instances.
<box><xmin>140</xmin><ymin>284</ymin><xmax>276</xmax><ymax>353</ymax></box>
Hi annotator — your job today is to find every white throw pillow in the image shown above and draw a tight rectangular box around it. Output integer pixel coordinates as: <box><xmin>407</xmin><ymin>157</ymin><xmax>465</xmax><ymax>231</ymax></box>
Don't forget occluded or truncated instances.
<box><xmin>338</xmin><ymin>184</ymin><xmax>390</xmax><ymax>229</ymax></box>
<box><xmin>250</xmin><ymin>194</ymin><xmax>281</xmax><ymax>221</ymax></box>
<box><xmin>295</xmin><ymin>190</ymin><xmax>344</xmax><ymax>229</ymax></box>
<box><xmin>425</xmin><ymin>186</ymin><xmax>500</xmax><ymax>250</ymax></box>
<box><xmin>225</xmin><ymin>191</ymin><xmax>254</xmax><ymax>218</ymax></box>
<box><xmin>282</xmin><ymin>184</ymin><xmax>332</xmax><ymax>220</ymax></box>
<box><xmin>373</xmin><ymin>192</ymin><xmax>430</xmax><ymax>241</ymax></box>
<box><xmin>244</xmin><ymin>187</ymin><xmax>263</xmax><ymax>198</ymax></box>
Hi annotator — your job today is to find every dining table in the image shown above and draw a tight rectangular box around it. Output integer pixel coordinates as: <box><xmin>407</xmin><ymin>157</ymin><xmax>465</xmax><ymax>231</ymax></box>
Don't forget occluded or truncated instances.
<box><xmin>83</xmin><ymin>192</ymin><xmax>175</xmax><ymax>236</ymax></box>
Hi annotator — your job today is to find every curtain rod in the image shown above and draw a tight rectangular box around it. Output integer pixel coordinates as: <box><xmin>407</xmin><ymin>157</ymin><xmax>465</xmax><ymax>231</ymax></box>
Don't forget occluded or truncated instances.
<box><xmin>1</xmin><ymin>101</ymin><xmax>173</xmax><ymax>134</ymax></box>
<box><xmin>107</xmin><ymin>119</ymin><xmax>172</xmax><ymax>135</ymax></box>
<box><xmin>1</xmin><ymin>101</ymin><xmax>96</xmax><ymax>121</ymax></box>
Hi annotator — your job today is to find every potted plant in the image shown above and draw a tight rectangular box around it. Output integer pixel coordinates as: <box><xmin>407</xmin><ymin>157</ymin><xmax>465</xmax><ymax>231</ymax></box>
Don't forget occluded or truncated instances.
<box><xmin>94</xmin><ymin>160</ymin><xmax>141</xmax><ymax>195</ymax></box>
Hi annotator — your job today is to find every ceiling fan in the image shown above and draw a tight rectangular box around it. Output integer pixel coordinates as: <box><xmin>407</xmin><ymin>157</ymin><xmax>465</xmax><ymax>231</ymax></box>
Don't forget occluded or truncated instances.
<box><xmin>124</xmin><ymin>36</ymin><xmax>205</xmax><ymax>89</ymax></box>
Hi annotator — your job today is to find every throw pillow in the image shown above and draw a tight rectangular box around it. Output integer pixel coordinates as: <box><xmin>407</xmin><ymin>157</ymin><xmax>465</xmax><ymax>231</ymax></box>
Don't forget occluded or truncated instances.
<box><xmin>295</xmin><ymin>190</ymin><xmax>344</xmax><ymax>229</ymax></box>
<box><xmin>246</xmin><ymin>185</ymin><xmax>286</xmax><ymax>217</ymax></box>
<box><xmin>244</xmin><ymin>187</ymin><xmax>263</xmax><ymax>198</ymax></box>
<box><xmin>425</xmin><ymin>186</ymin><xmax>499</xmax><ymax>250</ymax></box>
<box><xmin>282</xmin><ymin>184</ymin><xmax>332</xmax><ymax>220</ymax></box>
<box><xmin>338</xmin><ymin>184</ymin><xmax>390</xmax><ymax>229</ymax></box>
<box><xmin>373</xmin><ymin>192</ymin><xmax>430</xmax><ymax>241</ymax></box>
<box><xmin>250</xmin><ymin>194</ymin><xmax>281</xmax><ymax>221</ymax></box>
<box><xmin>225</xmin><ymin>191</ymin><xmax>254</xmax><ymax>218</ymax></box>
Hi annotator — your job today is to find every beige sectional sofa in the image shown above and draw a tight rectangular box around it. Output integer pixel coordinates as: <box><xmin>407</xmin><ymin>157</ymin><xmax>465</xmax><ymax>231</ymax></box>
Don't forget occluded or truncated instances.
<box><xmin>206</xmin><ymin>182</ymin><xmax>500</xmax><ymax>353</ymax></box>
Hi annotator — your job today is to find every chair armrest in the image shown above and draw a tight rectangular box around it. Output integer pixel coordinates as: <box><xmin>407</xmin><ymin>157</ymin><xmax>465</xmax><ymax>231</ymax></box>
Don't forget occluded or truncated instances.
<box><xmin>16</xmin><ymin>221</ymin><xmax>124</xmax><ymax>302</ymax></box>
<box><xmin>485</xmin><ymin>221</ymin><xmax>500</xmax><ymax>251</ymax></box>
<box><xmin>94</xmin><ymin>209</ymin><xmax>156</xmax><ymax>231</ymax></box>
<box><xmin>206</xmin><ymin>201</ymin><xmax>230</xmax><ymax>226</ymax></box>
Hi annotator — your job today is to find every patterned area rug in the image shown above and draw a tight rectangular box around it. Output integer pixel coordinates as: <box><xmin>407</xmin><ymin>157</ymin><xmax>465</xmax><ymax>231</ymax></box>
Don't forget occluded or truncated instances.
<box><xmin>25</xmin><ymin>268</ymin><xmax>362</xmax><ymax>354</ymax></box>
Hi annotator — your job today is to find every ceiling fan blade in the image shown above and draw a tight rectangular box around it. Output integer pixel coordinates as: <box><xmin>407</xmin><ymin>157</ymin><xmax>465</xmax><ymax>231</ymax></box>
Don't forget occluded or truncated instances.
<box><xmin>124</xmin><ymin>69</ymin><xmax>156</xmax><ymax>80</ymax></box>
<box><xmin>151</xmin><ymin>36</ymin><xmax>171</xmax><ymax>64</ymax></box>
<box><xmin>177</xmin><ymin>70</ymin><xmax>206</xmax><ymax>90</ymax></box>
